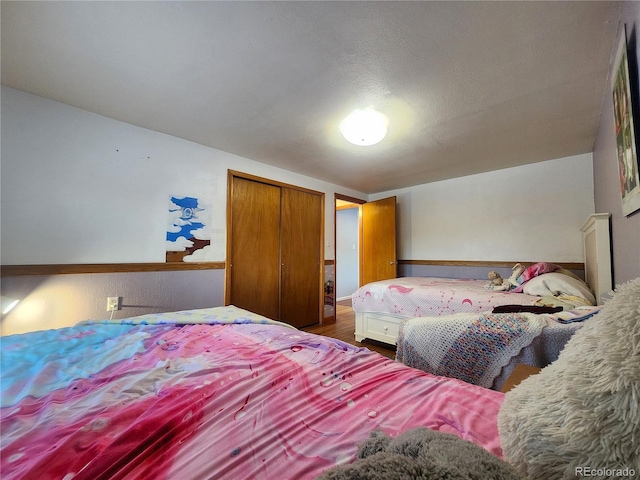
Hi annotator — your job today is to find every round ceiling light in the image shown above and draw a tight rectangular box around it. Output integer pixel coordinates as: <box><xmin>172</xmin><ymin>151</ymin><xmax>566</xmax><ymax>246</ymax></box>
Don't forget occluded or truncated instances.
<box><xmin>340</xmin><ymin>108</ymin><xmax>388</xmax><ymax>146</ymax></box>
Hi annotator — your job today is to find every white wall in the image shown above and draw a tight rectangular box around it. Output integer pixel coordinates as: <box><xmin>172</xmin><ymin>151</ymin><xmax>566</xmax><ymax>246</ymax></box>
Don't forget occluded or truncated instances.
<box><xmin>1</xmin><ymin>270</ymin><xmax>225</xmax><ymax>335</ymax></box>
<box><xmin>1</xmin><ymin>86</ymin><xmax>366</xmax><ymax>265</ymax></box>
<box><xmin>0</xmin><ymin>87</ymin><xmax>366</xmax><ymax>335</ymax></box>
<box><xmin>371</xmin><ymin>153</ymin><xmax>595</xmax><ymax>263</ymax></box>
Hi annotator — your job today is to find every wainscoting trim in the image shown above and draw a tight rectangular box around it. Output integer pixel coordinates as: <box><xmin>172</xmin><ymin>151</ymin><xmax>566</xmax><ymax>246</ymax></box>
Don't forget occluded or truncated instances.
<box><xmin>1</xmin><ymin>262</ymin><xmax>225</xmax><ymax>277</ymax></box>
<box><xmin>398</xmin><ymin>259</ymin><xmax>584</xmax><ymax>270</ymax></box>
<box><xmin>1</xmin><ymin>259</ymin><xmax>584</xmax><ymax>277</ymax></box>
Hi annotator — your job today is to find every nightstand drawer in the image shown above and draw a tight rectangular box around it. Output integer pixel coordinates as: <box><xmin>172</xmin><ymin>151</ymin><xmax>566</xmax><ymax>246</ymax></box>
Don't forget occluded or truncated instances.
<box><xmin>365</xmin><ymin>314</ymin><xmax>401</xmax><ymax>344</ymax></box>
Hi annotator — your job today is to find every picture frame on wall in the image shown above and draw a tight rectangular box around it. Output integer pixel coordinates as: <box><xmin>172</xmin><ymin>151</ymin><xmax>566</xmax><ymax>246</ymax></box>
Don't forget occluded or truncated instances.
<box><xmin>166</xmin><ymin>195</ymin><xmax>212</xmax><ymax>262</ymax></box>
<box><xmin>612</xmin><ymin>24</ymin><xmax>640</xmax><ymax>217</ymax></box>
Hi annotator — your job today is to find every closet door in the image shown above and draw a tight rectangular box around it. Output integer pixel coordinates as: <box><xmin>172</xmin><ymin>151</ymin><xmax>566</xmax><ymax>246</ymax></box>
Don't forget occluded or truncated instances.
<box><xmin>280</xmin><ymin>187</ymin><xmax>323</xmax><ymax>328</ymax></box>
<box><xmin>228</xmin><ymin>177</ymin><xmax>281</xmax><ymax>320</ymax></box>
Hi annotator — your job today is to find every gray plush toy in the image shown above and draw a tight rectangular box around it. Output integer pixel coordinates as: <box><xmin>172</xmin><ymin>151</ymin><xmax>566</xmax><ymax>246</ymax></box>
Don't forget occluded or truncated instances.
<box><xmin>316</xmin><ymin>427</ymin><xmax>525</xmax><ymax>480</ymax></box>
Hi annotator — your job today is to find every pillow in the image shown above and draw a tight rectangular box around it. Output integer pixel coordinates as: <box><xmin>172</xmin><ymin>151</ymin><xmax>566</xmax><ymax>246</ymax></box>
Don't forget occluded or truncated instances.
<box><xmin>498</xmin><ymin>278</ymin><xmax>640</xmax><ymax>479</ymax></box>
<box><xmin>511</xmin><ymin>262</ymin><xmax>560</xmax><ymax>292</ymax></box>
<box><xmin>519</xmin><ymin>262</ymin><xmax>560</xmax><ymax>283</ymax></box>
<box><xmin>521</xmin><ymin>272</ymin><xmax>596</xmax><ymax>305</ymax></box>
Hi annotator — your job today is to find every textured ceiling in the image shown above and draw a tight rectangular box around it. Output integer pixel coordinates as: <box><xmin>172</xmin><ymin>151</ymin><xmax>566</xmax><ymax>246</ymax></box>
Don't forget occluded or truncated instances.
<box><xmin>1</xmin><ymin>1</ymin><xmax>623</xmax><ymax>193</ymax></box>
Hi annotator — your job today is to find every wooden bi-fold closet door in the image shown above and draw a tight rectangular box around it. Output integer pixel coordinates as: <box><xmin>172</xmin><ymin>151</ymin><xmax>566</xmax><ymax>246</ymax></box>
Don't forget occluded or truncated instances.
<box><xmin>227</xmin><ymin>176</ymin><xmax>281</xmax><ymax>321</ymax></box>
<box><xmin>226</xmin><ymin>172</ymin><xmax>323</xmax><ymax>328</ymax></box>
<box><xmin>279</xmin><ymin>187</ymin><xmax>322</xmax><ymax>327</ymax></box>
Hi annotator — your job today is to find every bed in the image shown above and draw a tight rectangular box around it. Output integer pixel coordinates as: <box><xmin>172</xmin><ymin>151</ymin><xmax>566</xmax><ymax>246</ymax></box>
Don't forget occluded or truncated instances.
<box><xmin>1</xmin><ymin>305</ymin><xmax>506</xmax><ymax>480</ymax></box>
<box><xmin>353</xmin><ymin>214</ymin><xmax>612</xmax><ymax>390</ymax></box>
<box><xmin>352</xmin><ymin>277</ymin><xmax>544</xmax><ymax>344</ymax></box>
<box><xmin>396</xmin><ymin>310</ymin><xmax>592</xmax><ymax>391</ymax></box>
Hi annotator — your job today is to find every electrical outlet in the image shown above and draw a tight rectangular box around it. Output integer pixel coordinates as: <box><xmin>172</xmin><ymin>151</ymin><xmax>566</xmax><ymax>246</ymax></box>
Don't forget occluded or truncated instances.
<box><xmin>106</xmin><ymin>296</ymin><xmax>121</xmax><ymax>312</ymax></box>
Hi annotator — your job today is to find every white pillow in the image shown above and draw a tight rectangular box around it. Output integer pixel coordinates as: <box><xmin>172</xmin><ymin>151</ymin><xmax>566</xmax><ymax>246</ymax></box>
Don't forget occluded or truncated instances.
<box><xmin>521</xmin><ymin>272</ymin><xmax>595</xmax><ymax>304</ymax></box>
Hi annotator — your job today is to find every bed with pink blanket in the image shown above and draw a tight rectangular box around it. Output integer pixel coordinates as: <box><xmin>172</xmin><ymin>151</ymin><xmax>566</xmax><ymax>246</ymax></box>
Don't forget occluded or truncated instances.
<box><xmin>352</xmin><ymin>277</ymin><xmax>541</xmax><ymax>319</ymax></box>
<box><xmin>352</xmin><ymin>260</ymin><xmax>599</xmax><ymax>347</ymax></box>
<box><xmin>352</xmin><ymin>256</ymin><xmax>605</xmax><ymax>391</ymax></box>
<box><xmin>1</xmin><ymin>306</ymin><xmax>505</xmax><ymax>480</ymax></box>
<box><xmin>352</xmin><ymin>277</ymin><xmax>548</xmax><ymax>347</ymax></box>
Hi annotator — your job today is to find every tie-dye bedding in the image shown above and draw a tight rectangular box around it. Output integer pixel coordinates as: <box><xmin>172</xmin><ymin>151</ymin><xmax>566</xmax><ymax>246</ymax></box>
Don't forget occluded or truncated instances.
<box><xmin>352</xmin><ymin>277</ymin><xmax>539</xmax><ymax>317</ymax></box>
<box><xmin>1</xmin><ymin>306</ymin><xmax>504</xmax><ymax>480</ymax></box>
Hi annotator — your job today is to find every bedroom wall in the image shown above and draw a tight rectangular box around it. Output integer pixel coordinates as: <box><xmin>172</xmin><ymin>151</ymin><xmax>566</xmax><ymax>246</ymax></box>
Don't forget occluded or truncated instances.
<box><xmin>1</xmin><ymin>87</ymin><xmax>367</xmax><ymax>264</ymax></box>
<box><xmin>593</xmin><ymin>1</ymin><xmax>640</xmax><ymax>286</ymax></box>
<box><xmin>0</xmin><ymin>86</ymin><xmax>367</xmax><ymax>335</ymax></box>
<box><xmin>1</xmin><ymin>82</ymin><xmax>612</xmax><ymax>335</ymax></box>
<box><xmin>1</xmin><ymin>271</ymin><xmax>224</xmax><ymax>335</ymax></box>
<box><xmin>370</xmin><ymin>153</ymin><xmax>595</xmax><ymax>279</ymax></box>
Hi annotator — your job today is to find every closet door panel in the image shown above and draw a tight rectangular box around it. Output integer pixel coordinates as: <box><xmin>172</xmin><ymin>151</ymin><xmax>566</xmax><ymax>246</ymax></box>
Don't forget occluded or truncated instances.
<box><xmin>228</xmin><ymin>178</ymin><xmax>280</xmax><ymax>320</ymax></box>
<box><xmin>280</xmin><ymin>188</ymin><xmax>322</xmax><ymax>328</ymax></box>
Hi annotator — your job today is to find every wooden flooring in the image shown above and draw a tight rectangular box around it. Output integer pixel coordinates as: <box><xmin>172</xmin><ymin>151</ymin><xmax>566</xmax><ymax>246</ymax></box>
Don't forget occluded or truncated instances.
<box><xmin>303</xmin><ymin>299</ymin><xmax>397</xmax><ymax>359</ymax></box>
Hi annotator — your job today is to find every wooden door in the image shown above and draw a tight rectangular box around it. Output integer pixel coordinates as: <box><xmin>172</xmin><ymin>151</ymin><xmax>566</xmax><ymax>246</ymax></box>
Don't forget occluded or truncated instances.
<box><xmin>361</xmin><ymin>196</ymin><xmax>397</xmax><ymax>285</ymax></box>
<box><xmin>280</xmin><ymin>187</ymin><xmax>323</xmax><ymax>328</ymax></box>
<box><xmin>227</xmin><ymin>177</ymin><xmax>281</xmax><ymax>319</ymax></box>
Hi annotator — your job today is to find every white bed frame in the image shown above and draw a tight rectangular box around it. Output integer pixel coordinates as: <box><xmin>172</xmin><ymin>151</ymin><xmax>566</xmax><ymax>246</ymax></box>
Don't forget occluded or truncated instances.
<box><xmin>580</xmin><ymin>213</ymin><xmax>613</xmax><ymax>305</ymax></box>
<box><xmin>355</xmin><ymin>213</ymin><xmax>613</xmax><ymax>345</ymax></box>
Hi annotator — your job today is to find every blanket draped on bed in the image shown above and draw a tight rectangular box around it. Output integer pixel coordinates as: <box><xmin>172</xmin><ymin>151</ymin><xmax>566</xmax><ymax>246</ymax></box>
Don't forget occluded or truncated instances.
<box><xmin>1</xmin><ymin>306</ymin><xmax>506</xmax><ymax>480</ymax></box>
<box><xmin>396</xmin><ymin>313</ymin><xmax>547</xmax><ymax>389</ymax></box>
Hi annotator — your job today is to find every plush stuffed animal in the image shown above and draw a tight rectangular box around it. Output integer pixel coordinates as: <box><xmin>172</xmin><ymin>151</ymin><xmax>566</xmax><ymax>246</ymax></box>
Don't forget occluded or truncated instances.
<box><xmin>486</xmin><ymin>264</ymin><xmax>526</xmax><ymax>291</ymax></box>
<box><xmin>317</xmin><ymin>427</ymin><xmax>525</xmax><ymax>479</ymax></box>
<box><xmin>487</xmin><ymin>271</ymin><xmax>510</xmax><ymax>290</ymax></box>
<box><xmin>488</xmin><ymin>271</ymin><xmax>504</xmax><ymax>286</ymax></box>
<box><xmin>507</xmin><ymin>263</ymin><xmax>526</xmax><ymax>288</ymax></box>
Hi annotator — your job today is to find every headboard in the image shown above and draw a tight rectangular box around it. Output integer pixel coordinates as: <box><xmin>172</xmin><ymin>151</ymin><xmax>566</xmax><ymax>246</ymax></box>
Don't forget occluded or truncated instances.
<box><xmin>581</xmin><ymin>213</ymin><xmax>613</xmax><ymax>305</ymax></box>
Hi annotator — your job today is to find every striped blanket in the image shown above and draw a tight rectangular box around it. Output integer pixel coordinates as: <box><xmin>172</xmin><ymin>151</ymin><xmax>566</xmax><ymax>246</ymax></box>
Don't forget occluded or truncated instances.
<box><xmin>396</xmin><ymin>313</ymin><xmax>547</xmax><ymax>389</ymax></box>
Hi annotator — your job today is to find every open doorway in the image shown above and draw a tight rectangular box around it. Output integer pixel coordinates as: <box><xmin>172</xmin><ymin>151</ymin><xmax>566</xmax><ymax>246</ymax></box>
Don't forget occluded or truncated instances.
<box><xmin>331</xmin><ymin>193</ymin><xmax>397</xmax><ymax>315</ymax></box>
<box><xmin>334</xmin><ymin>194</ymin><xmax>366</xmax><ymax>304</ymax></box>
<box><xmin>336</xmin><ymin>203</ymin><xmax>359</xmax><ymax>300</ymax></box>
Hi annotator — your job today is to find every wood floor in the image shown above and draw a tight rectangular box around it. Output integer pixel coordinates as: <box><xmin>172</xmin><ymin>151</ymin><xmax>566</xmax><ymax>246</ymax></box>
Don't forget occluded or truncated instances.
<box><xmin>303</xmin><ymin>299</ymin><xmax>397</xmax><ymax>359</ymax></box>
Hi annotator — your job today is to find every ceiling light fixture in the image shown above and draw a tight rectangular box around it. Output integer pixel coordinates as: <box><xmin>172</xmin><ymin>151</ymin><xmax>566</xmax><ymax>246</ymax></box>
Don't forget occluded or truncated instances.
<box><xmin>340</xmin><ymin>108</ymin><xmax>388</xmax><ymax>146</ymax></box>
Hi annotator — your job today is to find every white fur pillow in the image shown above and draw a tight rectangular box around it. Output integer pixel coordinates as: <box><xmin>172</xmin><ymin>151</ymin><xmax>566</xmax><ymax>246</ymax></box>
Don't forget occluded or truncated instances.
<box><xmin>521</xmin><ymin>272</ymin><xmax>596</xmax><ymax>305</ymax></box>
<box><xmin>498</xmin><ymin>277</ymin><xmax>640</xmax><ymax>479</ymax></box>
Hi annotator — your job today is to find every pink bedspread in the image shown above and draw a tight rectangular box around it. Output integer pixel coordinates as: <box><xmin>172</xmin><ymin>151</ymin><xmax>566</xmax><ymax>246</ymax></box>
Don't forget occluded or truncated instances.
<box><xmin>352</xmin><ymin>277</ymin><xmax>539</xmax><ymax>317</ymax></box>
<box><xmin>1</xmin><ymin>307</ymin><xmax>504</xmax><ymax>480</ymax></box>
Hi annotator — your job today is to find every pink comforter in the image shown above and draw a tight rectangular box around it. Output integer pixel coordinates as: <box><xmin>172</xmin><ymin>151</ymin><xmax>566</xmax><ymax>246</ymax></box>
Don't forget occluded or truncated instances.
<box><xmin>1</xmin><ymin>307</ymin><xmax>504</xmax><ymax>479</ymax></box>
<box><xmin>352</xmin><ymin>277</ymin><xmax>539</xmax><ymax>317</ymax></box>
